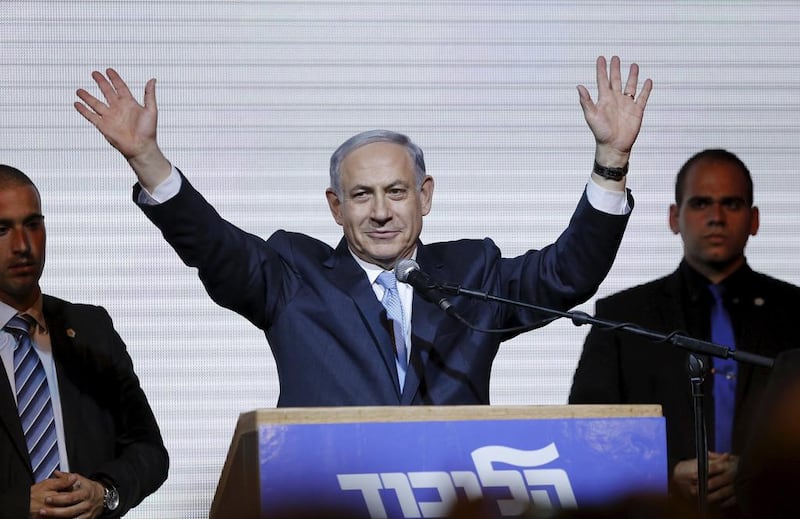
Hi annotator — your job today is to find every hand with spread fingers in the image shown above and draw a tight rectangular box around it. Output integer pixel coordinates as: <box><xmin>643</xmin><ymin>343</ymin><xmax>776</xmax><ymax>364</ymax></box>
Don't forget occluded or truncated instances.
<box><xmin>577</xmin><ymin>55</ymin><xmax>653</xmax><ymax>173</ymax></box>
<box><xmin>74</xmin><ymin>68</ymin><xmax>171</xmax><ymax>192</ymax></box>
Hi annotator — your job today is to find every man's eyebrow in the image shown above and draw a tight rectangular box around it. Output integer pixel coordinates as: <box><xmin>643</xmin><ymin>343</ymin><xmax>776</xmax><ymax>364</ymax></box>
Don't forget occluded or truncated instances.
<box><xmin>23</xmin><ymin>214</ymin><xmax>45</xmax><ymax>223</ymax></box>
<box><xmin>687</xmin><ymin>195</ymin><xmax>745</xmax><ymax>201</ymax></box>
<box><xmin>0</xmin><ymin>213</ymin><xmax>44</xmax><ymax>224</ymax></box>
<box><xmin>348</xmin><ymin>184</ymin><xmax>373</xmax><ymax>192</ymax></box>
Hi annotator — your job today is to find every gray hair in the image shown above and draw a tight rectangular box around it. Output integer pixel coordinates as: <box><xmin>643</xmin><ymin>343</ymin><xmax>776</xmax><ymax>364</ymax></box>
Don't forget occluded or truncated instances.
<box><xmin>328</xmin><ymin>130</ymin><xmax>427</xmax><ymax>197</ymax></box>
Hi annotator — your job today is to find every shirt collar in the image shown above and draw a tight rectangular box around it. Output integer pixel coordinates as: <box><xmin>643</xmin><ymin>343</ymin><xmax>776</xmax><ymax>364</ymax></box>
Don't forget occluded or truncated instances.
<box><xmin>348</xmin><ymin>248</ymin><xmax>419</xmax><ymax>285</ymax></box>
<box><xmin>679</xmin><ymin>259</ymin><xmax>754</xmax><ymax>301</ymax></box>
<box><xmin>0</xmin><ymin>293</ymin><xmax>47</xmax><ymax>334</ymax></box>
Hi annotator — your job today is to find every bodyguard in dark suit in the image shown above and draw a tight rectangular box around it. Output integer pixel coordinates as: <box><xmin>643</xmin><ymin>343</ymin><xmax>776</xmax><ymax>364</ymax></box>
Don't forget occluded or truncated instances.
<box><xmin>0</xmin><ymin>165</ymin><xmax>167</xmax><ymax>518</ymax></box>
<box><xmin>569</xmin><ymin>149</ymin><xmax>800</xmax><ymax>516</ymax></box>
<box><xmin>74</xmin><ymin>56</ymin><xmax>653</xmax><ymax>407</ymax></box>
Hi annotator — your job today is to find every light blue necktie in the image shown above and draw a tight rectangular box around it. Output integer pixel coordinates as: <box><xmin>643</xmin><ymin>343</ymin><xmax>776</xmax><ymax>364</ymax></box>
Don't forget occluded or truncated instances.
<box><xmin>708</xmin><ymin>284</ymin><xmax>737</xmax><ymax>453</ymax></box>
<box><xmin>8</xmin><ymin>314</ymin><xmax>60</xmax><ymax>482</ymax></box>
<box><xmin>377</xmin><ymin>271</ymin><xmax>408</xmax><ymax>387</ymax></box>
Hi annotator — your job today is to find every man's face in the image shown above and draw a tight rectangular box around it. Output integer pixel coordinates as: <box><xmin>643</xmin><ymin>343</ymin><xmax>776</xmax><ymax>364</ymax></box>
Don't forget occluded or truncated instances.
<box><xmin>326</xmin><ymin>141</ymin><xmax>433</xmax><ymax>270</ymax></box>
<box><xmin>669</xmin><ymin>159</ymin><xmax>759</xmax><ymax>277</ymax></box>
<box><xmin>0</xmin><ymin>184</ymin><xmax>45</xmax><ymax>309</ymax></box>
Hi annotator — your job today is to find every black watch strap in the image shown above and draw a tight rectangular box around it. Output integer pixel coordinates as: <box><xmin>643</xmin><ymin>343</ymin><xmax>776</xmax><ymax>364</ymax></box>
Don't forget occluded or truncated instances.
<box><xmin>593</xmin><ymin>160</ymin><xmax>628</xmax><ymax>181</ymax></box>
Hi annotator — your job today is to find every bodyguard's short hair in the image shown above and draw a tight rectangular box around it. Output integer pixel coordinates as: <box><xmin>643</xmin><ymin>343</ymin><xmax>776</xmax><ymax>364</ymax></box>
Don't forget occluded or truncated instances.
<box><xmin>0</xmin><ymin>164</ymin><xmax>39</xmax><ymax>195</ymax></box>
<box><xmin>675</xmin><ymin>149</ymin><xmax>753</xmax><ymax>206</ymax></box>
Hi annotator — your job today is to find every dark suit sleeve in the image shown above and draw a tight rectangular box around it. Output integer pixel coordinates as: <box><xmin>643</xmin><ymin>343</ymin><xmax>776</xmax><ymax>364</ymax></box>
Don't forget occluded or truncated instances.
<box><xmin>0</xmin><ymin>487</ymin><xmax>29</xmax><ymax>519</ymax></box>
<box><xmin>568</xmin><ymin>296</ymin><xmax>624</xmax><ymax>403</ymax></box>
<box><xmin>497</xmin><ymin>190</ymin><xmax>633</xmax><ymax>333</ymax></box>
<box><xmin>0</xmin><ymin>373</ymin><xmax>31</xmax><ymax>517</ymax></box>
<box><xmin>133</xmin><ymin>173</ymin><xmax>294</xmax><ymax>331</ymax></box>
<box><xmin>56</xmin><ymin>305</ymin><xmax>168</xmax><ymax>517</ymax></box>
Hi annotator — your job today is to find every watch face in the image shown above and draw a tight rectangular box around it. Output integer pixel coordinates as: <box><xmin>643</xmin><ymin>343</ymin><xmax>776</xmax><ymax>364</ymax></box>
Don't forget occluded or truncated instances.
<box><xmin>105</xmin><ymin>485</ymin><xmax>120</xmax><ymax>511</ymax></box>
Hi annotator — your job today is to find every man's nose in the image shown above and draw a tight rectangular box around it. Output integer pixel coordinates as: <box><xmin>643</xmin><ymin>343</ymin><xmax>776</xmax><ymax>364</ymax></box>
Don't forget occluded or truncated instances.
<box><xmin>707</xmin><ymin>202</ymin><xmax>726</xmax><ymax>224</ymax></box>
<box><xmin>10</xmin><ymin>229</ymin><xmax>31</xmax><ymax>252</ymax></box>
<box><xmin>371</xmin><ymin>196</ymin><xmax>391</xmax><ymax>221</ymax></box>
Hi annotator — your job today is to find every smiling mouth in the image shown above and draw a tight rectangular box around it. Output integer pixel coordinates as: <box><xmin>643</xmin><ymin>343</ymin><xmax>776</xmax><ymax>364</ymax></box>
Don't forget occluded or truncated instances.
<box><xmin>369</xmin><ymin>230</ymin><xmax>399</xmax><ymax>238</ymax></box>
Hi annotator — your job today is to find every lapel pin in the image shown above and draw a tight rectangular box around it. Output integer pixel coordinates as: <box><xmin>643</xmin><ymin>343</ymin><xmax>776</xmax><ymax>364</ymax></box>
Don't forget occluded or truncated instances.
<box><xmin>66</xmin><ymin>328</ymin><xmax>77</xmax><ymax>338</ymax></box>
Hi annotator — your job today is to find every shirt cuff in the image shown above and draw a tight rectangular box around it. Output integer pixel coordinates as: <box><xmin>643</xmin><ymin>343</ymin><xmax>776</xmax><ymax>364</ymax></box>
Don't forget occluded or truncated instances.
<box><xmin>586</xmin><ymin>177</ymin><xmax>631</xmax><ymax>215</ymax></box>
<box><xmin>137</xmin><ymin>165</ymin><xmax>182</xmax><ymax>205</ymax></box>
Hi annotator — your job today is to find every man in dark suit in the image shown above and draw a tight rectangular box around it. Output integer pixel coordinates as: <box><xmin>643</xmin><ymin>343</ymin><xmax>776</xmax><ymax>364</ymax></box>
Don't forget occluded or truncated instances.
<box><xmin>0</xmin><ymin>165</ymin><xmax>168</xmax><ymax>518</ymax></box>
<box><xmin>73</xmin><ymin>56</ymin><xmax>652</xmax><ymax>406</ymax></box>
<box><xmin>569</xmin><ymin>149</ymin><xmax>800</xmax><ymax>516</ymax></box>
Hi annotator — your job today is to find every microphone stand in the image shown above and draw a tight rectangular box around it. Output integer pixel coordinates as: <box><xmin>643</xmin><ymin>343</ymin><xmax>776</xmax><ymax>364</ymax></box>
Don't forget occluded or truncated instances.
<box><xmin>687</xmin><ymin>354</ymin><xmax>709</xmax><ymax>518</ymax></box>
<box><xmin>439</xmin><ymin>282</ymin><xmax>773</xmax><ymax>517</ymax></box>
<box><xmin>440</xmin><ymin>283</ymin><xmax>773</xmax><ymax>368</ymax></box>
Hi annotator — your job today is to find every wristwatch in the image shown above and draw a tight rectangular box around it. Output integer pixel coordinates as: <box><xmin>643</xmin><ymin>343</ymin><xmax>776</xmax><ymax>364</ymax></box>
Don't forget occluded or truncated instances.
<box><xmin>593</xmin><ymin>160</ymin><xmax>628</xmax><ymax>181</ymax></box>
<box><xmin>102</xmin><ymin>482</ymin><xmax>120</xmax><ymax>513</ymax></box>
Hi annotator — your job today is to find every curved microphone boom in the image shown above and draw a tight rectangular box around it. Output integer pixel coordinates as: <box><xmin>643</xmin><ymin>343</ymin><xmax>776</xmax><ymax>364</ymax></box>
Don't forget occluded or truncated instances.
<box><xmin>394</xmin><ymin>261</ymin><xmax>778</xmax><ymax>364</ymax></box>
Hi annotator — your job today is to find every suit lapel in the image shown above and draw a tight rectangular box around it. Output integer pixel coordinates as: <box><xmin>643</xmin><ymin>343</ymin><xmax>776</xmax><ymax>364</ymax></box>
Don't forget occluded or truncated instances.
<box><xmin>729</xmin><ymin>276</ymin><xmax>767</xmax><ymax>417</ymax></box>
<box><xmin>0</xmin><ymin>362</ymin><xmax>31</xmax><ymax>477</ymax></box>
<box><xmin>324</xmin><ymin>240</ymin><xmax>402</xmax><ymax>398</ymax></box>
<box><xmin>658</xmin><ymin>271</ymin><xmax>696</xmax><ymax>409</ymax></box>
<box><xmin>43</xmin><ymin>296</ymin><xmax>83</xmax><ymax>466</ymax></box>
<box><xmin>401</xmin><ymin>248</ymin><xmax>446</xmax><ymax>404</ymax></box>
<box><xmin>660</xmin><ymin>270</ymin><xmax>691</xmax><ymax>334</ymax></box>
<box><xmin>401</xmin><ymin>295</ymin><xmax>437</xmax><ymax>404</ymax></box>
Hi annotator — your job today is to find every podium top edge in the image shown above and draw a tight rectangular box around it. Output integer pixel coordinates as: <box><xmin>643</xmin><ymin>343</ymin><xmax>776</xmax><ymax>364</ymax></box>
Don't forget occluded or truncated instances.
<box><xmin>238</xmin><ymin>404</ymin><xmax>662</xmax><ymax>426</ymax></box>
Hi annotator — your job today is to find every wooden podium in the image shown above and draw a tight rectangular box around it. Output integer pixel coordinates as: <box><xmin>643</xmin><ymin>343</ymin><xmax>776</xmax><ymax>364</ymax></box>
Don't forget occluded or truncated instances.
<box><xmin>209</xmin><ymin>405</ymin><xmax>665</xmax><ymax>518</ymax></box>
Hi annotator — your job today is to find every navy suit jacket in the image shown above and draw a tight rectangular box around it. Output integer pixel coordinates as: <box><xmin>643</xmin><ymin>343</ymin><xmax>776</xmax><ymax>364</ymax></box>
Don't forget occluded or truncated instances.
<box><xmin>0</xmin><ymin>296</ymin><xmax>168</xmax><ymax>518</ymax></box>
<box><xmin>138</xmin><ymin>174</ymin><xmax>631</xmax><ymax>406</ymax></box>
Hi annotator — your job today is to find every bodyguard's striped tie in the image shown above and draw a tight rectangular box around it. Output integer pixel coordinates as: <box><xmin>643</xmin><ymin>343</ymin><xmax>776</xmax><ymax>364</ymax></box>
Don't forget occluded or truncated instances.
<box><xmin>7</xmin><ymin>314</ymin><xmax>59</xmax><ymax>482</ymax></box>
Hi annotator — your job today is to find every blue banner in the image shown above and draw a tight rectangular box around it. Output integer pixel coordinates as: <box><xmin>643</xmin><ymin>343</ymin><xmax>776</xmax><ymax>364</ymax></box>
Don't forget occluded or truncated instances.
<box><xmin>258</xmin><ymin>416</ymin><xmax>666</xmax><ymax>517</ymax></box>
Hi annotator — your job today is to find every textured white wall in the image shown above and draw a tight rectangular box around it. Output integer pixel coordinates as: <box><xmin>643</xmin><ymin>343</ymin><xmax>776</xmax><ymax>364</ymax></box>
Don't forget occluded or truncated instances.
<box><xmin>3</xmin><ymin>1</ymin><xmax>799</xmax><ymax>516</ymax></box>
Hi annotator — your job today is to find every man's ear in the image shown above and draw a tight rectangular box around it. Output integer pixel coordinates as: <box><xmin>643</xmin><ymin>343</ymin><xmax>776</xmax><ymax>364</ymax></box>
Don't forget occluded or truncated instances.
<box><xmin>668</xmin><ymin>204</ymin><xmax>680</xmax><ymax>234</ymax></box>
<box><xmin>326</xmin><ymin>188</ymin><xmax>343</xmax><ymax>225</ymax></box>
<box><xmin>750</xmin><ymin>206</ymin><xmax>760</xmax><ymax>236</ymax></box>
<box><xmin>419</xmin><ymin>176</ymin><xmax>434</xmax><ymax>216</ymax></box>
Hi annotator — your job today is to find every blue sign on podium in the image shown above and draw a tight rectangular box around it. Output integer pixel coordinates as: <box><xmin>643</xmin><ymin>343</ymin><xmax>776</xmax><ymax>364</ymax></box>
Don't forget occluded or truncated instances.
<box><xmin>211</xmin><ymin>405</ymin><xmax>666</xmax><ymax>518</ymax></box>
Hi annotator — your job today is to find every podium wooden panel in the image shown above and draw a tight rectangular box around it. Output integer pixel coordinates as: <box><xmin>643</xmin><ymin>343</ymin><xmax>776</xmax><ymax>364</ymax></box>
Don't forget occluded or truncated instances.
<box><xmin>210</xmin><ymin>405</ymin><xmax>664</xmax><ymax>518</ymax></box>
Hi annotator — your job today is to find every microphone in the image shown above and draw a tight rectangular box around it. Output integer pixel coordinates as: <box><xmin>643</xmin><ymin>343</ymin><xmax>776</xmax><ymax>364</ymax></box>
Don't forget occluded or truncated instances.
<box><xmin>394</xmin><ymin>259</ymin><xmax>459</xmax><ymax>317</ymax></box>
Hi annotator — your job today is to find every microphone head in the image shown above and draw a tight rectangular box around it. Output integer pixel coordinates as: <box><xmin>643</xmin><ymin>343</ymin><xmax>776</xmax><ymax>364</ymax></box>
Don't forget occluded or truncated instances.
<box><xmin>395</xmin><ymin>259</ymin><xmax>420</xmax><ymax>283</ymax></box>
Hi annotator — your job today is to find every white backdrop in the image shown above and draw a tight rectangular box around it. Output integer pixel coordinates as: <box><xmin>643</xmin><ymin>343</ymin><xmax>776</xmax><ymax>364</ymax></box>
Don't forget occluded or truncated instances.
<box><xmin>3</xmin><ymin>1</ymin><xmax>800</xmax><ymax>517</ymax></box>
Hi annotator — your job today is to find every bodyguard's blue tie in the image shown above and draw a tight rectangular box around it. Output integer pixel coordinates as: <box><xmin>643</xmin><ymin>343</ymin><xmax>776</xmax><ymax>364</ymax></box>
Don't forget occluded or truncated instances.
<box><xmin>7</xmin><ymin>314</ymin><xmax>60</xmax><ymax>482</ymax></box>
<box><xmin>708</xmin><ymin>284</ymin><xmax>737</xmax><ymax>454</ymax></box>
<box><xmin>377</xmin><ymin>271</ymin><xmax>408</xmax><ymax>388</ymax></box>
